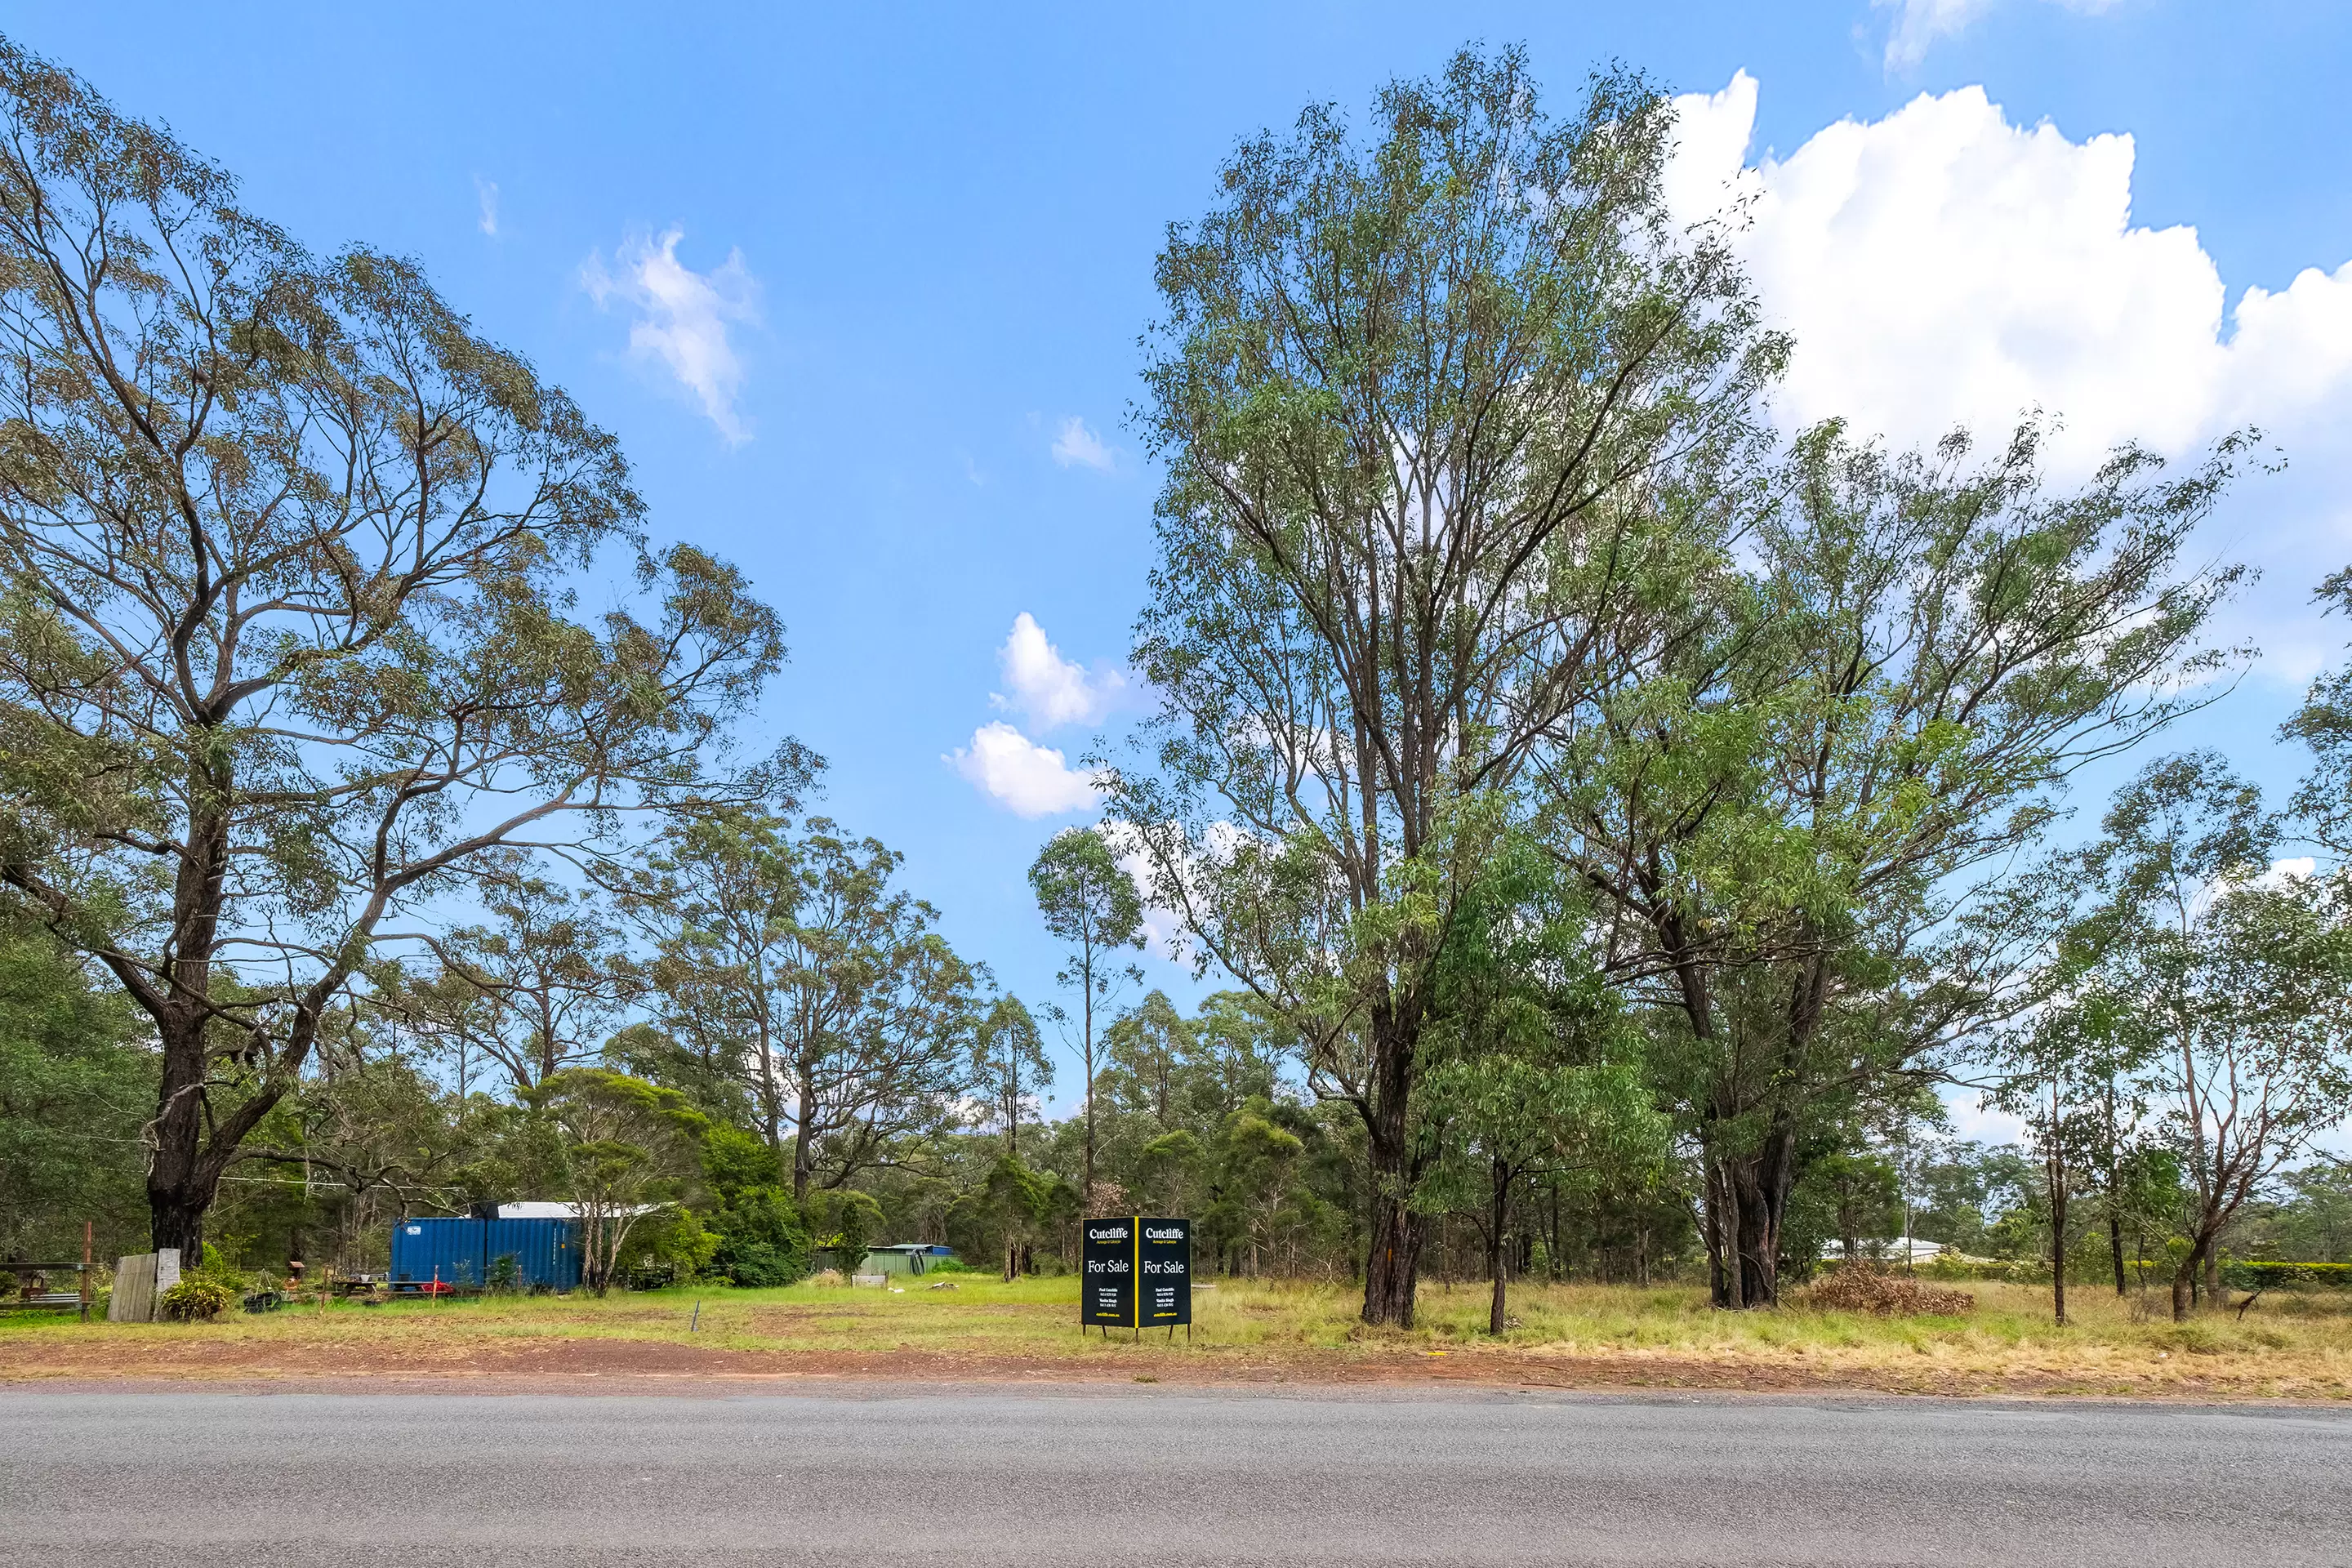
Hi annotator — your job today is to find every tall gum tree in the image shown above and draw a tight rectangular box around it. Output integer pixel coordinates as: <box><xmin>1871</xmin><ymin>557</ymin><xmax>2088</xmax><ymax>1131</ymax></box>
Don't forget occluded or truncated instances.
<box><xmin>2074</xmin><ymin>753</ymin><xmax>2352</xmax><ymax>1319</ymax></box>
<box><xmin>1104</xmin><ymin>47</ymin><xmax>1780</xmax><ymax>1325</ymax></box>
<box><xmin>1030</xmin><ymin>826</ymin><xmax>1145</xmax><ymax>1203</ymax></box>
<box><xmin>627</xmin><ymin>811</ymin><xmax>980</xmax><ymax>1204</ymax></box>
<box><xmin>1555</xmin><ymin>425</ymin><xmax>2249</xmax><ymax>1306</ymax></box>
<box><xmin>0</xmin><ymin>44</ymin><xmax>794</xmax><ymax>1254</ymax></box>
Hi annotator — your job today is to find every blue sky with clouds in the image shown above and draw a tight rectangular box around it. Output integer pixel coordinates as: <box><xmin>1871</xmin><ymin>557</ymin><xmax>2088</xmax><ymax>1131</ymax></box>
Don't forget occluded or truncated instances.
<box><xmin>15</xmin><ymin>2</ymin><xmax>2352</xmax><ymax>1124</ymax></box>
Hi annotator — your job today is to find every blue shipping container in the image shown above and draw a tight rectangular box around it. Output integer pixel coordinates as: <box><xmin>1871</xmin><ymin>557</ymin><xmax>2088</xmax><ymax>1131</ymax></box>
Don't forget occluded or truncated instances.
<box><xmin>390</xmin><ymin>1216</ymin><xmax>581</xmax><ymax>1291</ymax></box>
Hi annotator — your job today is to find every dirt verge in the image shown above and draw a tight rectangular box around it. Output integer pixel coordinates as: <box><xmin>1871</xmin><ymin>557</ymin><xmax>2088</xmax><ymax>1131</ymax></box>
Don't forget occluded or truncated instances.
<box><xmin>1</xmin><ymin>1332</ymin><xmax>2339</xmax><ymax>1402</ymax></box>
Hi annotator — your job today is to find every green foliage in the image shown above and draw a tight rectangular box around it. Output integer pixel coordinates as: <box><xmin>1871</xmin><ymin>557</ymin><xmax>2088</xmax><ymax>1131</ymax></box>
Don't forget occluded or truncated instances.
<box><xmin>2223</xmin><ymin>1261</ymin><xmax>2352</xmax><ymax>1291</ymax></box>
<box><xmin>808</xmin><ymin>1187</ymin><xmax>885</xmax><ymax>1268</ymax></box>
<box><xmin>158</xmin><ymin>1276</ymin><xmax>237</xmax><ymax>1322</ymax></box>
<box><xmin>620</xmin><ymin>1205</ymin><xmax>720</xmax><ymax>1280</ymax></box>
<box><xmin>974</xmin><ymin>995</ymin><xmax>1053</xmax><ymax>1154</ymax></box>
<box><xmin>0</xmin><ymin>38</ymin><xmax>795</xmax><ymax>1257</ymax></box>
<box><xmin>0</xmin><ymin>921</ymin><xmax>149</xmax><ymax>1259</ymax></box>
<box><xmin>531</xmin><ymin>1069</ymin><xmax>711</xmax><ymax>1293</ymax></box>
<box><xmin>626</xmin><ymin>810</ymin><xmax>983</xmax><ymax>1200</ymax></box>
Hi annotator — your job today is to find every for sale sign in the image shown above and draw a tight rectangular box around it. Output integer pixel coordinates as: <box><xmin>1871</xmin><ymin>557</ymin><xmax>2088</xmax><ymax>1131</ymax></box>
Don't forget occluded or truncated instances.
<box><xmin>1081</xmin><ymin>1216</ymin><xmax>1191</xmax><ymax>1330</ymax></box>
<box><xmin>1138</xmin><ymin>1217</ymin><xmax>1191</xmax><ymax>1327</ymax></box>
<box><xmin>1081</xmin><ymin>1217</ymin><xmax>1134</xmax><ymax>1327</ymax></box>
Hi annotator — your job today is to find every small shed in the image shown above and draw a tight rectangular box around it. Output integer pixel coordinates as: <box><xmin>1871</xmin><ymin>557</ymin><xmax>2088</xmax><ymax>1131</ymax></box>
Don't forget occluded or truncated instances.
<box><xmin>857</xmin><ymin>1244</ymin><xmax>956</xmax><ymax>1277</ymax></box>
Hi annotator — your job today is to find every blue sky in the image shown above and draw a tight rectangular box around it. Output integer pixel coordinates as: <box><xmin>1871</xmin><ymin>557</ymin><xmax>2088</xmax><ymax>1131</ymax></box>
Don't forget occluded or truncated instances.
<box><xmin>16</xmin><ymin>2</ymin><xmax>2352</xmax><ymax>1119</ymax></box>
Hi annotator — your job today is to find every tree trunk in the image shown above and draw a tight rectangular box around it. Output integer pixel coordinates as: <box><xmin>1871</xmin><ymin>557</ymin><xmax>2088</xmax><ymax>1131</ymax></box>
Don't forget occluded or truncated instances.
<box><xmin>1711</xmin><ymin>1128</ymin><xmax>1797</xmax><ymax>1308</ymax></box>
<box><xmin>2108</xmin><ymin>1207</ymin><xmax>2127</xmax><ymax>1297</ymax></box>
<box><xmin>1362</xmin><ymin>1190</ymin><xmax>1422</xmax><ymax>1328</ymax></box>
<box><xmin>755</xmin><ymin>1023</ymin><xmax>785</xmax><ymax>1157</ymax></box>
<box><xmin>147</xmin><ymin>1186</ymin><xmax>210</xmax><ymax>1263</ymax></box>
<box><xmin>2048</xmin><ymin>1152</ymin><xmax>2068</xmax><ymax>1327</ymax></box>
<box><xmin>1357</xmin><ymin>1004</ymin><xmax>1424</xmax><ymax>1327</ymax></box>
<box><xmin>1487</xmin><ymin>1158</ymin><xmax>1510</xmax><ymax>1336</ymax></box>
<box><xmin>791</xmin><ymin>1071</ymin><xmax>817</xmax><ymax>1205</ymax></box>
<box><xmin>2171</xmin><ymin>1238</ymin><xmax>2203</xmax><ymax>1322</ymax></box>
<box><xmin>1703</xmin><ymin>1156</ymin><xmax>1728</xmax><ymax>1307</ymax></box>
<box><xmin>2203</xmin><ymin>1246</ymin><xmax>2221</xmax><ymax>1312</ymax></box>
<box><xmin>1081</xmin><ymin>957</ymin><xmax>1097</xmax><ymax>1202</ymax></box>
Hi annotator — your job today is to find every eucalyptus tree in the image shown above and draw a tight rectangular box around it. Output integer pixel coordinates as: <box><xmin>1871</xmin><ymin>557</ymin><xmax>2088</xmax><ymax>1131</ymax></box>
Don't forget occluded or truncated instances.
<box><xmin>1102</xmin><ymin>989</ymin><xmax>1192</xmax><ymax>1130</ymax></box>
<box><xmin>1029</xmin><ymin>826</ymin><xmax>1144</xmax><ymax>1200</ymax></box>
<box><xmin>529</xmin><ymin>1067</ymin><xmax>709</xmax><ymax>1294</ymax></box>
<box><xmin>2077</xmin><ymin>754</ymin><xmax>2352</xmax><ymax>1318</ymax></box>
<box><xmin>376</xmin><ymin>851</ymin><xmax>635</xmax><ymax>1096</ymax></box>
<box><xmin>973</xmin><ymin>994</ymin><xmax>1053</xmax><ymax>1156</ymax></box>
<box><xmin>0</xmin><ymin>45</ymin><xmax>791</xmax><ymax>1254</ymax></box>
<box><xmin>626</xmin><ymin>808</ymin><xmax>803</xmax><ymax>1152</ymax></box>
<box><xmin>1989</xmin><ymin>984</ymin><xmax>2153</xmax><ymax>1325</ymax></box>
<box><xmin>2283</xmin><ymin>567</ymin><xmax>2352</xmax><ymax>857</ymax></box>
<box><xmin>1554</xmin><ymin>425</ymin><xmax>2250</xmax><ymax>1306</ymax></box>
<box><xmin>1103</xmin><ymin>47</ymin><xmax>1782</xmax><ymax>1325</ymax></box>
<box><xmin>630</xmin><ymin>811</ymin><xmax>981</xmax><ymax>1201</ymax></box>
<box><xmin>1412</xmin><ymin>826</ymin><xmax>1665</xmax><ymax>1334</ymax></box>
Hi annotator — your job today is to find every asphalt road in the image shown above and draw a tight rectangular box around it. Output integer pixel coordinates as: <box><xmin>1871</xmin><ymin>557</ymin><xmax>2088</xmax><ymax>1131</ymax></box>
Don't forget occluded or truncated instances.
<box><xmin>2</xmin><ymin>1385</ymin><xmax>2346</xmax><ymax>1566</ymax></box>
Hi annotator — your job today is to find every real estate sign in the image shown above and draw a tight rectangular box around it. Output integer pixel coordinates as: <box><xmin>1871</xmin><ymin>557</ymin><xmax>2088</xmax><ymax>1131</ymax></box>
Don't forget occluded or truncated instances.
<box><xmin>1081</xmin><ymin>1215</ymin><xmax>1190</xmax><ymax>1330</ymax></box>
<box><xmin>1080</xmin><ymin>1217</ymin><xmax>1135</xmax><ymax>1327</ymax></box>
<box><xmin>1138</xmin><ymin>1218</ymin><xmax>1191</xmax><ymax>1328</ymax></box>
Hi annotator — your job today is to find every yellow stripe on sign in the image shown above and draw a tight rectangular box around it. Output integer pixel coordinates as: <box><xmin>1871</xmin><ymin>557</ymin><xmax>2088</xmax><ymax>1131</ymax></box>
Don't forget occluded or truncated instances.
<box><xmin>1130</xmin><ymin>1214</ymin><xmax>1140</xmax><ymax>1330</ymax></box>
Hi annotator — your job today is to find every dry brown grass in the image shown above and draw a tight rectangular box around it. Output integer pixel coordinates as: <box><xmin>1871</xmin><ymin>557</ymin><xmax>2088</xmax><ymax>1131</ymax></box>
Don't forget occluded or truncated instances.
<box><xmin>2</xmin><ymin>1273</ymin><xmax>2345</xmax><ymax>1400</ymax></box>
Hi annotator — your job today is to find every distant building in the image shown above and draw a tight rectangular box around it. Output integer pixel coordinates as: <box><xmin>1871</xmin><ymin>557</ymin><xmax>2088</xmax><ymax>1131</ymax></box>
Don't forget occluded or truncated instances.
<box><xmin>1817</xmin><ymin>1236</ymin><xmax>1947</xmax><ymax>1263</ymax></box>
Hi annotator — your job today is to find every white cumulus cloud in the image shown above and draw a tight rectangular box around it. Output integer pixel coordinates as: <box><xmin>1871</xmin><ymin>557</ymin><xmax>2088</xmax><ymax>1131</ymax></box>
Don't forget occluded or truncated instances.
<box><xmin>1667</xmin><ymin>72</ymin><xmax>2352</xmax><ymax>679</ymax></box>
<box><xmin>581</xmin><ymin>227</ymin><xmax>762</xmax><ymax>444</ymax></box>
<box><xmin>1051</xmin><ymin>415</ymin><xmax>1114</xmax><ymax>471</ymax></box>
<box><xmin>1872</xmin><ymin>0</ymin><xmax>2123</xmax><ymax>70</ymax></box>
<box><xmin>949</xmin><ymin>722</ymin><xmax>1102</xmax><ymax>817</ymax></box>
<box><xmin>991</xmin><ymin>612</ymin><xmax>1125</xmax><ymax>731</ymax></box>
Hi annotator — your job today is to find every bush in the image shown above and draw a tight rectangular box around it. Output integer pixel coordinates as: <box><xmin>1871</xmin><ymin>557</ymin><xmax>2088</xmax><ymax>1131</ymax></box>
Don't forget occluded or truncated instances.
<box><xmin>714</xmin><ymin>1238</ymin><xmax>803</xmax><ymax>1289</ymax></box>
<box><xmin>704</xmin><ymin>1185</ymin><xmax>809</xmax><ymax>1285</ymax></box>
<box><xmin>1918</xmin><ymin>1255</ymin><xmax>2023</xmax><ymax>1282</ymax></box>
<box><xmin>1796</xmin><ymin>1265</ymin><xmax>1975</xmax><ymax>1316</ymax></box>
<box><xmin>2224</xmin><ymin>1260</ymin><xmax>2352</xmax><ymax>1291</ymax></box>
<box><xmin>620</xmin><ymin>1205</ymin><xmax>720</xmax><ymax>1281</ymax></box>
<box><xmin>158</xmin><ymin>1276</ymin><xmax>237</xmax><ymax>1321</ymax></box>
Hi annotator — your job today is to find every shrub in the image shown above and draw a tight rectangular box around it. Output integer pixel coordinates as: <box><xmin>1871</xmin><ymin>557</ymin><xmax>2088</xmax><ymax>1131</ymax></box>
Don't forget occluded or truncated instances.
<box><xmin>2223</xmin><ymin>1260</ymin><xmax>2352</xmax><ymax>1291</ymax></box>
<box><xmin>1922</xmin><ymin>1256</ymin><xmax>2046</xmax><ymax>1283</ymax></box>
<box><xmin>158</xmin><ymin>1276</ymin><xmax>237</xmax><ymax>1322</ymax></box>
<box><xmin>1796</xmin><ymin>1265</ymin><xmax>1975</xmax><ymax>1316</ymax></box>
<box><xmin>715</xmin><ymin>1238</ymin><xmax>803</xmax><ymax>1289</ymax></box>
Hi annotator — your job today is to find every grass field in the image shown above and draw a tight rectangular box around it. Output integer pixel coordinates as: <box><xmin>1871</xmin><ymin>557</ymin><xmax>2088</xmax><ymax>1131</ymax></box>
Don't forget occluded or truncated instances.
<box><xmin>4</xmin><ymin>1274</ymin><xmax>2347</xmax><ymax>1400</ymax></box>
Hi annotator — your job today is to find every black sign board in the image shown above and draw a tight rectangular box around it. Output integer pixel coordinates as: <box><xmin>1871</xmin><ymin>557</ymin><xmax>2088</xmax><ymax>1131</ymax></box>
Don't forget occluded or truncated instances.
<box><xmin>1138</xmin><ymin>1217</ymin><xmax>1192</xmax><ymax>1327</ymax></box>
<box><xmin>1080</xmin><ymin>1217</ymin><xmax>1135</xmax><ymax>1327</ymax></box>
<box><xmin>1081</xmin><ymin>1215</ymin><xmax>1191</xmax><ymax>1331</ymax></box>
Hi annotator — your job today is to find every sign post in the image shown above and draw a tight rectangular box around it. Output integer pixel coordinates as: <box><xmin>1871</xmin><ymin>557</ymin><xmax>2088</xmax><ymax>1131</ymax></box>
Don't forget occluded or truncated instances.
<box><xmin>1081</xmin><ymin>1216</ymin><xmax>1191</xmax><ymax>1342</ymax></box>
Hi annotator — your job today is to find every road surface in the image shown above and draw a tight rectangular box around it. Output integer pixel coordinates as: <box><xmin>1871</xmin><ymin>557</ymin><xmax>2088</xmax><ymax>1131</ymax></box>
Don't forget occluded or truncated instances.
<box><xmin>2</xmin><ymin>1385</ymin><xmax>2345</xmax><ymax>1565</ymax></box>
